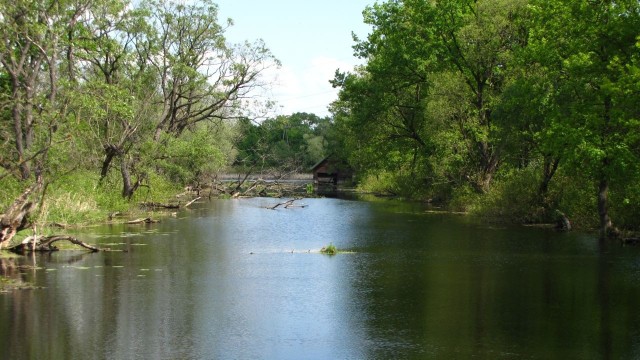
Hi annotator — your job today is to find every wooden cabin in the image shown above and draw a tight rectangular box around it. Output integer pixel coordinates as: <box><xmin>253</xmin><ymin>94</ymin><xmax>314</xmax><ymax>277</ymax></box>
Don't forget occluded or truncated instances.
<box><xmin>311</xmin><ymin>157</ymin><xmax>352</xmax><ymax>185</ymax></box>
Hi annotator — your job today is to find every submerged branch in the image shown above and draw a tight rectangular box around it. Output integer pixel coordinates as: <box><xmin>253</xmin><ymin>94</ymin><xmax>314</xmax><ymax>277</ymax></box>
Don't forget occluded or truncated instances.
<box><xmin>9</xmin><ymin>235</ymin><xmax>107</xmax><ymax>253</ymax></box>
<box><xmin>266</xmin><ymin>198</ymin><xmax>307</xmax><ymax>210</ymax></box>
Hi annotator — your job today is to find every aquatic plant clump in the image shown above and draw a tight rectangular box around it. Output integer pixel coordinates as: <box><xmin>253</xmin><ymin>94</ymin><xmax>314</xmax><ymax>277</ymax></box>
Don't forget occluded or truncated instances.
<box><xmin>320</xmin><ymin>243</ymin><xmax>337</xmax><ymax>255</ymax></box>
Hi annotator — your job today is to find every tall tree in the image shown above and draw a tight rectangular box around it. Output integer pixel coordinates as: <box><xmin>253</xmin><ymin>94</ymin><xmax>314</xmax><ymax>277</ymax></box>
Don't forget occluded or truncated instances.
<box><xmin>527</xmin><ymin>0</ymin><xmax>640</xmax><ymax>239</ymax></box>
<box><xmin>332</xmin><ymin>0</ymin><xmax>528</xmax><ymax>194</ymax></box>
<box><xmin>145</xmin><ymin>0</ymin><xmax>278</xmax><ymax>140</ymax></box>
<box><xmin>0</xmin><ymin>0</ymin><xmax>87</xmax><ymax>244</ymax></box>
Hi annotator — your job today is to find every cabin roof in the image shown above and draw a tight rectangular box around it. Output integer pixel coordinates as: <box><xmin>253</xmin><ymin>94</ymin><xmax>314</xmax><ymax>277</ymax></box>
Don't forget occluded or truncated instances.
<box><xmin>310</xmin><ymin>157</ymin><xmax>329</xmax><ymax>171</ymax></box>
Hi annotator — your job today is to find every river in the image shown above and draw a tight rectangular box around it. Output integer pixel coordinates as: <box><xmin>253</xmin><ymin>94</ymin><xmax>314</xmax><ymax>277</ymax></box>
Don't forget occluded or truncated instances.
<box><xmin>2</xmin><ymin>197</ymin><xmax>640</xmax><ymax>359</ymax></box>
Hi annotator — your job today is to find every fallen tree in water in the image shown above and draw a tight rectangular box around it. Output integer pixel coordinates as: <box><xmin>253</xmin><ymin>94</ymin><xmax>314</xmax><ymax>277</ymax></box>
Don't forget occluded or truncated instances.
<box><xmin>126</xmin><ymin>217</ymin><xmax>160</xmax><ymax>224</ymax></box>
<box><xmin>0</xmin><ymin>177</ymin><xmax>42</xmax><ymax>249</ymax></box>
<box><xmin>8</xmin><ymin>235</ymin><xmax>107</xmax><ymax>253</ymax></box>
<box><xmin>266</xmin><ymin>198</ymin><xmax>307</xmax><ymax>210</ymax></box>
<box><xmin>139</xmin><ymin>196</ymin><xmax>201</xmax><ymax>210</ymax></box>
<box><xmin>209</xmin><ymin>178</ymin><xmax>311</xmax><ymax>198</ymax></box>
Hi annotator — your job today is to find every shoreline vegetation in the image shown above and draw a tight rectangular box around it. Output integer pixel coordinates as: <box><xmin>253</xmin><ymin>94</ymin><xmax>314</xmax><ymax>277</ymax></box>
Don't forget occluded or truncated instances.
<box><xmin>1</xmin><ymin>170</ymin><xmax>638</xmax><ymax>255</ymax></box>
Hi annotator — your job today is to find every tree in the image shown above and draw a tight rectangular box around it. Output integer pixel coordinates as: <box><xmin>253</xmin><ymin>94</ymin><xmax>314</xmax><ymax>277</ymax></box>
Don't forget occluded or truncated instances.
<box><xmin>332</xmin><ymin>0</ymin><xmax>528</xmax><ymax>196</ymax></box>
<box><xmin>527</xmin><ymin>0</ymin><xmax>640</xmax><ymax>239</ymax></box>
<box><xmin>233</xmin><ymin>112</ymin><xmax>331</xmax><ymax>173</ymax></box>
<box><xmin>0</xmin><ymin>0</ymin><xmax>83</xmax><ymax>245</ymax></box>
<box><xmin>145</xmin><ymin>0</ymin><xmax>278</xmax><ymax>140</ymax></box>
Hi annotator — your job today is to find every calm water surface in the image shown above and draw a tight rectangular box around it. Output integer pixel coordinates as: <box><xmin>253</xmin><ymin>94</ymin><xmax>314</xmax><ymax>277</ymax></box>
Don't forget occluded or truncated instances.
<box><xmin>2</xmin><ymin>197</ymin><xmax>640</xmax><ymax>359</ymax></box>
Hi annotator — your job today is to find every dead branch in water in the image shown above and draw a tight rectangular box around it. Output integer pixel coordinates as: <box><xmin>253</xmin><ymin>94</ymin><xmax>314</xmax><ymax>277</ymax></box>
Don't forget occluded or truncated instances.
<box><xmin>140</xmin><ymin>202</ymin><xmax>180</xmax><ymax>209</ymax></box>
<box><xmin>0</xmin><ymin>176</ymin><xmax>43</xmax><ymax>248</ymax></box>
<box><xmin>127</xmin><ymin>217</ymin><xmax>159</xmax><ymax>224</ymax></box>
<box><xmin>139</xmin><ymin>195</ymin><xmax>201</xmax><ymax>210</ymax></box>
<box><xmin>183</xmin><ymin>196</ymin><xmax>201</xmax><ymax>208</ymax></box>
<box><xmin>9</xmin><ymin>235</ymin><xmax>107</xmax><ymax>253</ymax></box>
<box><xmin>266</xmin><ymin>198</ymin><xmax>307</xmax><ymax>210</ymax></box>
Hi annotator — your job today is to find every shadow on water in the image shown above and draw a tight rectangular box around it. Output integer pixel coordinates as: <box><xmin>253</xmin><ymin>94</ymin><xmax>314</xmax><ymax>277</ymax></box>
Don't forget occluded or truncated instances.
<box><xmin>2</xmin><ymin>197</ymin><xmax>640</xmax><ymax>359</ymax></box>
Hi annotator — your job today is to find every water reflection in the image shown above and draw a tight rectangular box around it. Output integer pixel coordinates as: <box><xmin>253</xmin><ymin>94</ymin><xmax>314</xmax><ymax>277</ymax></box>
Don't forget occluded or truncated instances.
<box><xmin>1</xmin><ymin>197</ymin><xmax>640</xmax><ymax>359</ymax></box>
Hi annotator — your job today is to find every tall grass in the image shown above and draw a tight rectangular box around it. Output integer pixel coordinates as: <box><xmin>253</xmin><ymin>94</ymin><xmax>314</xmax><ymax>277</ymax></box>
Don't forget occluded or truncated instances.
<box><xmin>36</xmin><ymin>170</ymin><xmax>182</xmax><ymax>226</ymax></box>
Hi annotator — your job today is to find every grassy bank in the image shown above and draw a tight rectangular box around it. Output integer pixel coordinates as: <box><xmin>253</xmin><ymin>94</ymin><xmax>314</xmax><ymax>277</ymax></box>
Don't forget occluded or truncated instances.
<box><xmin>1</xmin><ymin>170</ymin><xmax>184</xmax><ymax>231</ymax></box>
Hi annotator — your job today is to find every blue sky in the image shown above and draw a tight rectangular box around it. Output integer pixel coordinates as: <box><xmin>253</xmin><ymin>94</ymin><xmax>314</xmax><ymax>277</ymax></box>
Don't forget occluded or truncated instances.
<box><xmin>214</xmin><ymin>0</ymin><xmax>374</xmax><ymax>117</ymax></box>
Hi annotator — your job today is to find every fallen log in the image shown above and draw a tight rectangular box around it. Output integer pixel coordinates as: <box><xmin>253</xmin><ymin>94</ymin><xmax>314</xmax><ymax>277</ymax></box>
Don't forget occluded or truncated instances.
<box><xmin>140</xmin><ymin>196</ymin><xmax>201</xmax><ymax>210</ymax></box>
<box><xmin>140</xmin><ymin>202</ymin><xmax>180</xmax><ymax>209</ymax></box>
<box><xmin>127</xmin><ymin>217</ymin><xmax>159</xmax><ymax>224</ymax></box>
<box><xmin>183</xmin><ymin>196</ymin><xmax>201</xmax><ymax>208</ymax></box>
<box><xmin>266</xmin><ymin>198</ymin><xmax>307</xmax><ymax>210</ymax></box>
<box><xmin>9</xmin><ymin>235</ymin><xmax>105</xmax><ymax>253</ymax></box>
<box><xmin>0</xmin><ymin>176</ymin><xmax>42</xmax><ymax>248</ymax></box>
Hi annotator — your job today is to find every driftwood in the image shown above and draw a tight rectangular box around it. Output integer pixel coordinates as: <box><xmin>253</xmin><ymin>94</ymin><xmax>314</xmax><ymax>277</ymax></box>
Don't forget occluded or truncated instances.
<box><xmin>140</xmin><ymin>201</ymin><xmax>179</xmax><ymax>209</ymax></box>
<box><xmin>139</xmin><ymin>196</ymin><xmax>201</xmax><ymax>210</ymax></box>
<box><xmin>183</xmin><ymin>196</ymin><xmax>201</xmax><ymax>208</ymax></box>
<box><xmin>0</xmin><ymin>176</ymin><xmax>43</xmax><ymax>248</ymax></box>
<box><xmin>127</xmin><ymin>217</ymin><xmax>159</xmax><ymax>224</ymax></box>
<box><xmin>9</xmin><ymin>235</ymin><xmax>105</xmax><ymax>253</ymax></box>
<box><xmin>267</xmin><ymin>199</ymin><xmax>307</xmax><ymax>210</ymax></box>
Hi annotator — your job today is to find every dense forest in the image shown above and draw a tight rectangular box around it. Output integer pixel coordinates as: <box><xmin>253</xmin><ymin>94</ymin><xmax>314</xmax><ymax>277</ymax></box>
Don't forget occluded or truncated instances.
<box><xmin>329</xmin><ymin>0</ymin><xmax>640</xmax><ymax>239</ymax></box>
<box><xmin>1</xmin><ymin>0</ymin><xmax>640</xmax><ymax>247</ymax></box>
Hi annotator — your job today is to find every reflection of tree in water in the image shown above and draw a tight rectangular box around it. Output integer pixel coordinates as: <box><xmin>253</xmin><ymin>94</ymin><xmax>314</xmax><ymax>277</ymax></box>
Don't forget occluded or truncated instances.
<box><xmin>0</xmin><ymin>256</ymin><xmax>34</xmax><ymax>291</ymax></box>
<box><xmin>1</xmin><ymin>252</ymin><xmax>94</xmax><ymax>291</ymax></box>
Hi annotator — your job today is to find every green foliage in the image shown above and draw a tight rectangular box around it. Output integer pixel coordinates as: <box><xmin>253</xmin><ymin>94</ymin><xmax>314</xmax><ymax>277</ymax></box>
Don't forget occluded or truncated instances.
<box><xmin>551</xmin><ymin>173</ymin><xmax>599</xmax><ymax>230</ymax></box>
<box><xmin>0</xmin><ymin>177</ymin><xmax>24</xmax><ymax>211</ymax></box>
<box><xmin>234</xmin><ymin>112</ymin><xmax>331</xmax><ymax>171</ymax></box>
<box><xmin>320</xmin><ymin>243</ymin><xmax>337</xmax><ymax>255</ymax></box>
<box><xmin>471</xmin><ymin>166</ymin><xmax>548</xmax><ymax>224</ymax></box>
<box><xmin>611</xmin><ymin>181</ymin><xmax>640</xmax><ymax>232</ymax></box>
<box><xmin>153</xmin><ymin>129</ymin><xmax>226</xmax><ymax>184</ymax></box>
<box><xmin>40</xmin><ymin>172</ymin><xmax>120</xmax><ymax>225</ymax></box>
<box><xmin>0</xmin><ymin>0</ymin><xmax>277</xmax><ymax>240</ymax></box>
<box><xmin>358</xmin><ymin>170</ymin><xmax>428</xmax><ymax>199</ymax></box>
<box><xmin>331</xmin><ymin>0</ymin><xmax>640</xmax><ymax>234</ymax></box>
<box><xmin>448</xmin><ymin>185</ymin><xmax>481</xmax><ymax>214</ymax></box>
<box><xmin>36</xmin><ymin>169</ymin><xmax>182</xmax><ymax>226</ymax></box>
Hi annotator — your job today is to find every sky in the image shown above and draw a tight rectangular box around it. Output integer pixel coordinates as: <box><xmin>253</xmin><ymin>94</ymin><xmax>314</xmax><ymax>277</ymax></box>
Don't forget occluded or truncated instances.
<box><xmin>214</xmin><ymin>0</ymin><xmax>374</xmax><ymax>117</ymax></box>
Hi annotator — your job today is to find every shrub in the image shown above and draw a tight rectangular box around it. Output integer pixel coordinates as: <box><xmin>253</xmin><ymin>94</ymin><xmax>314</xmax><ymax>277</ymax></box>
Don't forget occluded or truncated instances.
<box><xmin>320</xmin><ymin>243</ymin><xmax>337</xmax><ymax>255</ymax></box>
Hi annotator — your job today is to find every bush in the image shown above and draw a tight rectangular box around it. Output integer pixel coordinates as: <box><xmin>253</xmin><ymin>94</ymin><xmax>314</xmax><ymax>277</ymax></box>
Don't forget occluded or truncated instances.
<box><xmin>608</xmin><ymin>180</ymin><xmax>640</xmax><ymax>233</ymax></box>
<box><xmin>550</xmin><ymin>171</ymin><xmax>598</xmax><ymax>229</ymax></box>
<box><xmin>357</xmin><ymin>170</ymin><xmax>430</xmax><ymax>199</ymax></box>
<box><xmin>471</xmin><ymin>166</ymin><xmax>546</xmax><ymax>223</ymax></box>
<box><xmin>320</xmin><ymin>243</ymin><xmax>337</xmax><ymax>255</ymax></box>
<box><xmin>449</xmin><ymin>184</ymin><xmax>482</xmax><ymax>213</ymax></box>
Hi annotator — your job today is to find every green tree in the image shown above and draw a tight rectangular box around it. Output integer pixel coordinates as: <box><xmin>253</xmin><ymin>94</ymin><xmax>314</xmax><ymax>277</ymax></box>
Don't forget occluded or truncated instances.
<box><xmin>527</xmin><ymin>0</ymin><xmax>640</xmax><ymax>238</ymax></box>
<box><xmin>332</xmin><ymin>0</ymin><xmax>528</xmax><ymax>196</ymax></box>
<box><xmin>145</xmin><ymin>0</ymin><xmax>278</xmax><ymax>140</ymax></box>
<box><xmin>233</xmin><ymin>112</ymin><xmax>330</xmax><ymax>173</ymax></box>
<box><xmin>0</xmin><ymin>0</ymin><xmax>91</xmax><ymax>244</ymax></box>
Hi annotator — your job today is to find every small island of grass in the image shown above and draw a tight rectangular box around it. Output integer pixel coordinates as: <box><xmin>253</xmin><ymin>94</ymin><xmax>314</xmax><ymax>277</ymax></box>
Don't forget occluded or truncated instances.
<box><xmin>320</xmin><ymin>243</ymin><xmax>338</xmax><ymax>255</ymax></box>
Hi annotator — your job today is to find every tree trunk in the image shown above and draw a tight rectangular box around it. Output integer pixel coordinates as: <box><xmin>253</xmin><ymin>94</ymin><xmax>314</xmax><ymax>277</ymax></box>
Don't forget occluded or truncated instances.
<box><xmin>120</xmin><ymin>158</ymin><xmax>144</xmax><ymax>199</ymax></box>
<box><xmin>99</xmin><ymin>145</ymin><xmax>120</xmax><ymax>182</ymax></box>
<box><xmin>538</xmin><ymin>156</ymin><xmax>560</xmax><ymax>201</ymax></box>
<box><xmin>11</xmin><ymin>81</ymin><xmax>29</xmax><ymax>180</ymax></box>
<box><xmin>477</xmin><ymin>143</ymin><xmax>499</xmax><ymax>193</ymax></box>
<box><xmin>0</xmin><ymin>176</ymin><xmax>43</xmax><ymax>247</ymax></box>
<box><xmin>598</xmin><ymin>177</ymin><xmax>613</xmax><ymax>240</ymax></box>
<box><xmin>9</xmin><ymin>235</ymin><xmax>103</xmax><ymax>253</ymax></box>
<box><xmin>121</xmin><ymin>158</ymin><xmax>135</xmax><ymax>199</ymax></box>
